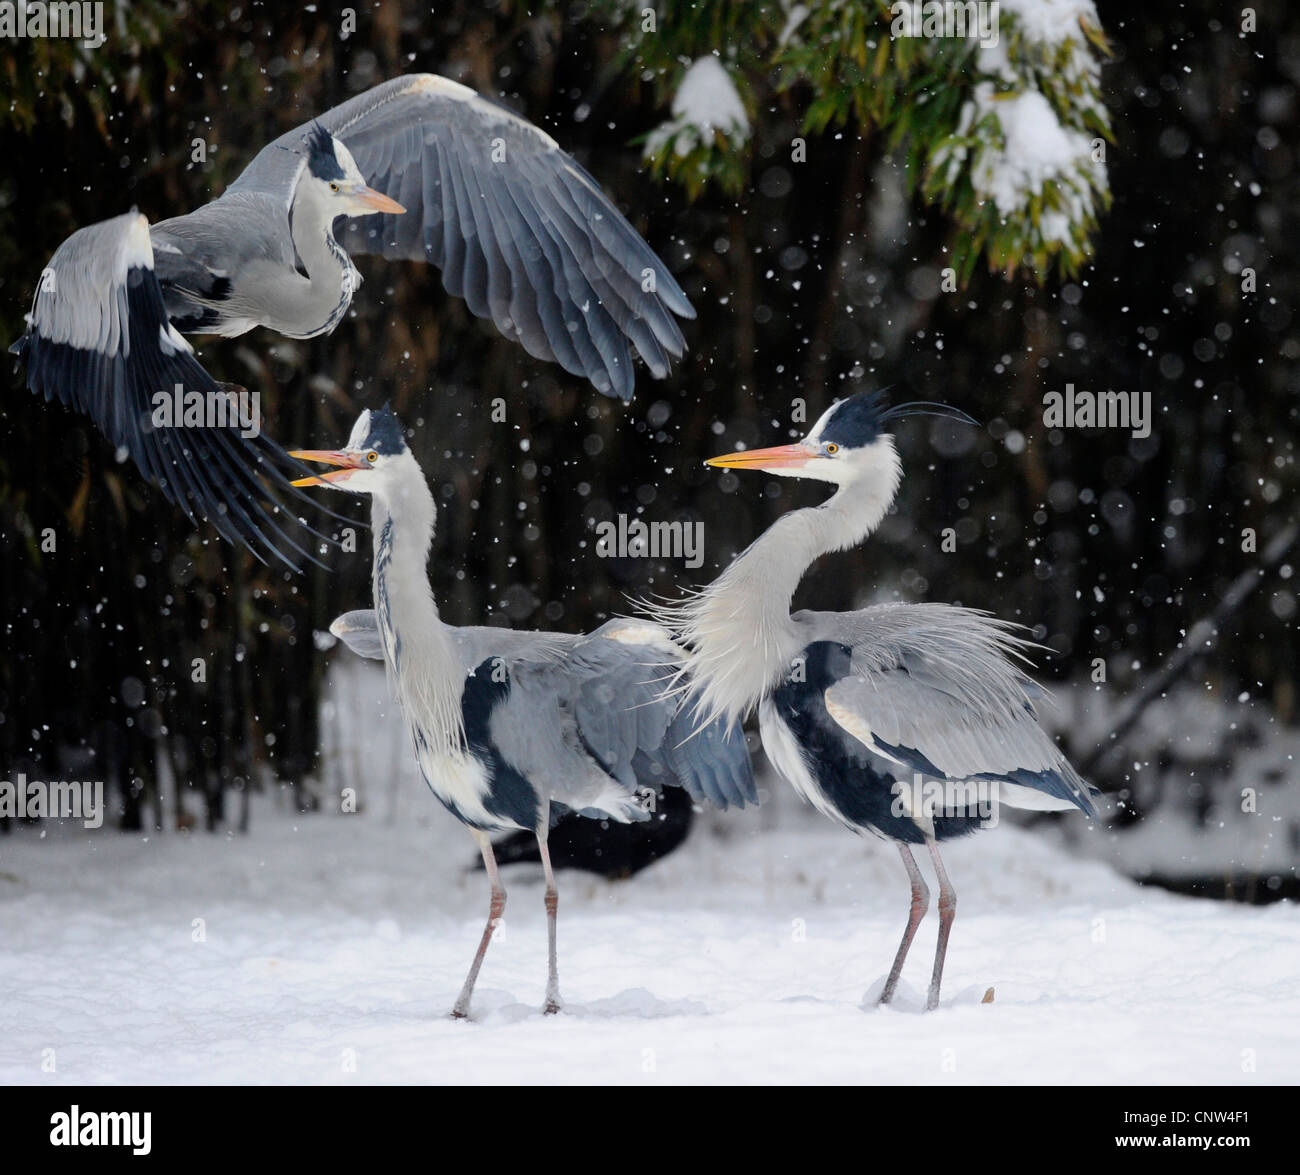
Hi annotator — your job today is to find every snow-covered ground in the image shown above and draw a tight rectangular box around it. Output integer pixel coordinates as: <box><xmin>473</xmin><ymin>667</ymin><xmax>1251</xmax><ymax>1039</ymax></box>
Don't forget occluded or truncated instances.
<box><xmin>2</xmin><ymin>775</ymin><xmax>1297</xmax><ymax>1085</ymax></box>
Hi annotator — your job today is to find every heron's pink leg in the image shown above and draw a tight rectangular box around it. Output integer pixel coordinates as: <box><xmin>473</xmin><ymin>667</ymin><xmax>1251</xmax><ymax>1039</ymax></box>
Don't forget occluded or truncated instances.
<box><xmin>536</xmin><ymin>829</ymin><xmax>562</xmax><ymax>1015</ymax></box>
<box><xmin>925</xmin><ymin>838</ymin><xmax>957</xmax><ymax>1011</ymax></box>
<box><xmin>451</xmin><ymin>829</ymin><xmax>506</xmax><ymax>1019</ymax></box>
<box><xmin>879</xmin><ymin>843</ymin><xmax>929</xmax><ymax>1006</ymax></box>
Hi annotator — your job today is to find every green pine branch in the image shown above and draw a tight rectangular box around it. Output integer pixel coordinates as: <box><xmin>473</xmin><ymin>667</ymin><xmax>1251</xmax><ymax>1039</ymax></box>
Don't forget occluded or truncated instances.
<box><xmin>586</xmin><ymin>0</ymin><xmax>1114</xmax><ymax>284</ymax></box>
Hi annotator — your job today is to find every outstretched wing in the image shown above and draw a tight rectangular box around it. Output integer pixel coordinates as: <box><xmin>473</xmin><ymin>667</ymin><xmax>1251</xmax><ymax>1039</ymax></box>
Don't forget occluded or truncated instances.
<box><xmin>799</xmin><ymin>604</ymin><xmax>1096</xmax><ymax>815</ymax></box>
<box><xmin>10</xmin><ymin>211</ymin><xmax>331</xmax><ymax>570</ymax></box>
<box><xmin>239</xmin><ymin>74</ymin><xmax>695</xmax><ymax>401</ymax></box>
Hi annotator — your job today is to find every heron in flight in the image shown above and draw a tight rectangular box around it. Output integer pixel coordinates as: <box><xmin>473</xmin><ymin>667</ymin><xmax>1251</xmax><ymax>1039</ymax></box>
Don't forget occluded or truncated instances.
<box><xmin>292</xmin><ymin>406</ymin><xmax>754</xmax><ymax>1018</ymax></box>
<box><xmin>648</xmin><ymin>390</ymin><xmax>1097</xmax><ymax>1011</ymax></box>
<box><xmin>12</xmin><ymin>74</ymin><xmax>694</xmax><ymax>568</ymax></box>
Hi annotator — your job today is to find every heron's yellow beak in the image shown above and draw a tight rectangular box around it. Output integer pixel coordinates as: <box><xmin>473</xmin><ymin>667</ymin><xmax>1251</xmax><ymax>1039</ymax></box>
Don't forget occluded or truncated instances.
<box><xmin>352</xmin><ymin>184</ymin><xmax>405</xmax><ymax>214</ymax></box>
<box><xmin>289</xmin><ymin>449</ymin><xmax>368</xmax><ymax>487</ymax></box>
<box><xmin>705</xmin><ymin>443</ymin><xmax>813</xmax><ymax>472</ymax></box>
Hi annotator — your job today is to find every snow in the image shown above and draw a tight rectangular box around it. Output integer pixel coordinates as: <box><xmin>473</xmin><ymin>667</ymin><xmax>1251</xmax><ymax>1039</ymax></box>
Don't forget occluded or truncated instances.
<box><xmin>2</xmin><ymin>768</ymin><xmax>1296</xmax><ymax>1083</ymax></box>
<box><xmin>778</xmin><ymin>4</ymin><xmax>809</xmax><ymax>48</ymax></box>
<box><xmin>1000</xmin><ymin>0</ymin><xmax>1100</xmax><ymax>49</ymax></box>
<box><xmin>1040</xmin><ymin>680</ymin><xmax>1300</xmax><ymax>880</ymax></box>
<box><xmin>959</xmin><ymin>84</ymin><xmax>1100</xmax><ymax>236</ymax></box>
<box><xmin>925</xmin><ymin>0</ymin><xmax>1108</xmax><ymax>248</ymax></box>
<box><xmin>669</xmin><ymin>57</ymin><xmax>749</xmax><ymax>138</ymax></box>
<box><xmin>645</xmin><ymin>56</ymin><xmax>749</xmax><ymax>160</ymax></box>
<box><xmin>4</xmin><ymin>665</ymin><xmax>1295</xmax><ymax>1085</ymax></box>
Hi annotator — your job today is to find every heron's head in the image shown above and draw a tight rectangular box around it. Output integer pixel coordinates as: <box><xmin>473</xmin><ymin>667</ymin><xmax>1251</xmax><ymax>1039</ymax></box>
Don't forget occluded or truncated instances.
<box><xmin>705</xmin><ymin>389</ymin><xmax>975</xmax><ymax>490</ymax></box>
<box><xmin>289</xmin><ymin>405</ymin><xmax>414</xmax><ymax>496</ymax></box>
<box><xmin>299</xmin><ymin>122</ymin><xmax>405</xmax><ymax>218</ymax></box>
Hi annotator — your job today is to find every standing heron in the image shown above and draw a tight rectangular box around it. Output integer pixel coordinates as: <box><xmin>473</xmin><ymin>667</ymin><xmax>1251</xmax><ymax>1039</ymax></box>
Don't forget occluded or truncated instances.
<box><xmin>12</xmin><ymin>75</ymin><xmax>694</xmax><ymax>568</ymax></box>
<box><xmin>648</xmin><ymin>389</ymin><xmax>1097</xmax><ymax>1011</ymax></box>
<box><xmin>292</xmin><ymin>406</ymin><xmax>754</xmax><ymax>1018</ymax></box>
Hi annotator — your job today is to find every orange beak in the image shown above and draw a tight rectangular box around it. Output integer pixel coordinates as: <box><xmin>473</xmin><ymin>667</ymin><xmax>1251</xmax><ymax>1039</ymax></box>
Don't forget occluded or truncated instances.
<box><xmin>289</xmin><ymin>449</ymin><xmax>368</xmax><ymax>487</ymax></box>
<box><xmin>705</xmin><ymin>443</ymin><xmax>813</xmax><ymax>472</ymax></box>
<box><xmin>352</xmin><ymin>184</ymin><xmax>405</xmax><ymax>214</ymax></box>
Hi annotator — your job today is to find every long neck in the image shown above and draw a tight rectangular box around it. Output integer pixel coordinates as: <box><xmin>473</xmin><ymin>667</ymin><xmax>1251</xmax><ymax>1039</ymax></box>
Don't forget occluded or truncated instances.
<box><xmin>371</xmin><ymin>462</ymin><xmax>466</xmax><ymax>754</ymax></box>
<box><xmin>282</xmin><ymin>188</ymin><xmax>358</xmax><ymax>339</ymax></box>
<box><xmin>670</xmin><ymin>449</ymin><xmax>901</xmax><ymax>725</ymax></box>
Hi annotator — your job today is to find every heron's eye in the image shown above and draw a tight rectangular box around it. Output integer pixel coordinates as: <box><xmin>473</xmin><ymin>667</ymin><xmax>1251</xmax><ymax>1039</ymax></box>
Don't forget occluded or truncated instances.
<box><xmin>329</xmin><ymin>182</ymin><xmax>341</xmax><ymax>193</ymax></box>
<box><xmin>366</xmin><ymin>451</ymin><xmax>378</xmax><ymax>464</ymax></box>
<box><xmin>824</xmin><ymin>442</ymin><xmax>840</xmax><ymax>455</ymax></box>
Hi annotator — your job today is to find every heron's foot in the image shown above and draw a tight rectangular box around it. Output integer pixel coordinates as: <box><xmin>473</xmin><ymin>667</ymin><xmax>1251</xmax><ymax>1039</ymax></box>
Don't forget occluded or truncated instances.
<box><xmin>449</xmin><ymin>1005</ymin><xmax>471</xmax><ymax>1021</ymax></box>
<box><xmin>543</xmin><ymin>997</ymin><xmax>562</xmax><ymax>1016</ymax></box>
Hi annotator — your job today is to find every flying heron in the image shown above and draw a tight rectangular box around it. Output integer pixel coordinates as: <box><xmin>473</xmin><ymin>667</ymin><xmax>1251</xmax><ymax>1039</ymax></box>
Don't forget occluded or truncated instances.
<box><xmin>648</xmin><ymin>389</ymin><xmax>1097</xmax><ymax>1011</ymax></box>
<box><xmin>12</xmin><ymin>74</ymin><xmax>695</xmax><ymax>568</ymax></box>
<box><xmin>292</xmin><ymin>406</ymin><xmax>754</xmax><ymax>1018</ymax></box>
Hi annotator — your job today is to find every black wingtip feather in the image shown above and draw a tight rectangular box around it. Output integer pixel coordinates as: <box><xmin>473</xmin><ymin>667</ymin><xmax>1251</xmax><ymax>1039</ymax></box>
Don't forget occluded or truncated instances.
<box><xmin>16</xmin><ymin>247</ymin><xmax>338</xmax><ymax>572</ymax></box>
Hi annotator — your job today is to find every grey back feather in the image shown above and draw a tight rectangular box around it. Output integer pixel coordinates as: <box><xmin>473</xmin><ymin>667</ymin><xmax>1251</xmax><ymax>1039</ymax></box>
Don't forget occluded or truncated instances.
<box><xmin>153</xmin><ymin>192</ymin><xmax>298</xmax><ymax>276</ymax></box>
<box><xmin>795</xmin><ymin>604</ymin><xmax>1095</xmax><ymax>813</ymax></box>
<box><xmin>331</xmin><ymin>609</ymin><xmax>572</xmax><ymax>670</ymax></box>
<box><xmin>329</xmin><ymin>609</ymin><xmax>756</xmax><ymax>812</ymax></box>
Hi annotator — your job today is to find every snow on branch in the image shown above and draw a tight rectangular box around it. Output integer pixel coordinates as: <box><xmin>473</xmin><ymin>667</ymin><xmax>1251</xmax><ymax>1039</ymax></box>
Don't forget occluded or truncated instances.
<box><xmin>642</xmin><ymin>55</ymin><xmax>751</xmax><ymax>199</ymax></box>
<box><xmin>928</xmin><ymin>3</ymin><xmax>1112</xmax><ymax>279</ymax></box>
<box><xmin>598</xmin><ymin>0</ymin><xmax>1113</xmax><ymax>283</ymax></box>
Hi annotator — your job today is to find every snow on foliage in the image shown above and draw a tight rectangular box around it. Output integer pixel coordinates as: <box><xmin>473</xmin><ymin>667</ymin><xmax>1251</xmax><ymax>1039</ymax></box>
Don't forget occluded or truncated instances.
<box><xmin>948</xmin><ymin>83</ymin><xmax>1102</xmax><ymax>242</ymax></box>
<box><xmin>643</xmin><ymin>55</ymin><xmax>750</xmax><ymax>197</ymax></box>
<box><xmin>999</xmin><ymin>0</ymin><xmax>1104</xmax><ymax>48</ymax></box>
<box><xmin>928</xmin><ymin>2</ymin><xmax>1111</xmax><ymax>277</ymax></box>
<box><xmin>649</xmin><ymin>54</ymin><xmax>750</xmax><ymax>151</ymax></box>
<box><xmin>612</xmin><ymin>0</ymin><xmax>1113</xmax><ymax>280</ymax></box>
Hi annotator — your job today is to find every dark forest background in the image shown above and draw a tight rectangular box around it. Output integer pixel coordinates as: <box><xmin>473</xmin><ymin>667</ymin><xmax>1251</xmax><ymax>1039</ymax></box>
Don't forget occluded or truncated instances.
<box><xmin>0</xmin><ymin>2</ymin><xmax>1295</xmax><ymax>876</ymax></box>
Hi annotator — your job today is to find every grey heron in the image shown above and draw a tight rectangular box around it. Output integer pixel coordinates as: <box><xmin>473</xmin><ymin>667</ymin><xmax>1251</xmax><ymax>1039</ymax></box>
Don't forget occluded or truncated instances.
<box><xmin>291</xmin><ymin>406</ymin><xmax>754</xmax><ymax>1018</ymax></box>
<box><xmin>12</xmin><ymin>75</ymin><xmax>695</xmax><ymax>568</ymax></box>
<box><xmin>647</xmin><ymin>389</ymin><xmax>1098</xmax><ymax>1011</ymax></box>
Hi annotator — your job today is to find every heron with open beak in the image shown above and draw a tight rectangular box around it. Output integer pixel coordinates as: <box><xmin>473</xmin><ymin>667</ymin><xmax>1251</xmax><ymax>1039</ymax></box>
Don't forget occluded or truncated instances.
<box><xmin>290</xmin><ymin>406</ymin><xmax>754</xmax><ymax>1018</ymax></box>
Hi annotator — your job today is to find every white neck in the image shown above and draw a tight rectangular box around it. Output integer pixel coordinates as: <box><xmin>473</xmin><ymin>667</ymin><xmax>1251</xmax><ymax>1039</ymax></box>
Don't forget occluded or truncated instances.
<box><xmin>370</xmin><ymin>458</ymin><xmax>467</xmax><ymax>754</ymax></box>
<box><xmin>280</xmin><ymin>183</ymin><xmax>359</xmax><ymax>339</ymax></box>
<box><xmin>664</xmin><ymin>443</ymin><xmax>901</xmax><ymax>725</ymax></box>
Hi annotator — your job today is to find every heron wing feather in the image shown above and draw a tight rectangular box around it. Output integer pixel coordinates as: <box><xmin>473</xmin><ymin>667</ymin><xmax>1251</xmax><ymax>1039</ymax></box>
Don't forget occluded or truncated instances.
<box><xmin>796</xmin><ymin>605</ymin><xmax>1096</xmax><ymax>814</ymax></box>
<box><xmin>568</xmin><ymin>628</ymin><xmax>756</xmax><ymax>811</ymax></box>
<box><xmin>232</xmin><ymin>74</ymin><xmax>692</xmax><ymax>398</ymax></box>
<box><xmin>327</xmin><ymin>610</ymin><xmax>755</xmax><ymax>812</ymax></box>
<box><xmin>11</xmin><ymin>211</ymin><xmax>333</xmax><ymax>569</ymax></box>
